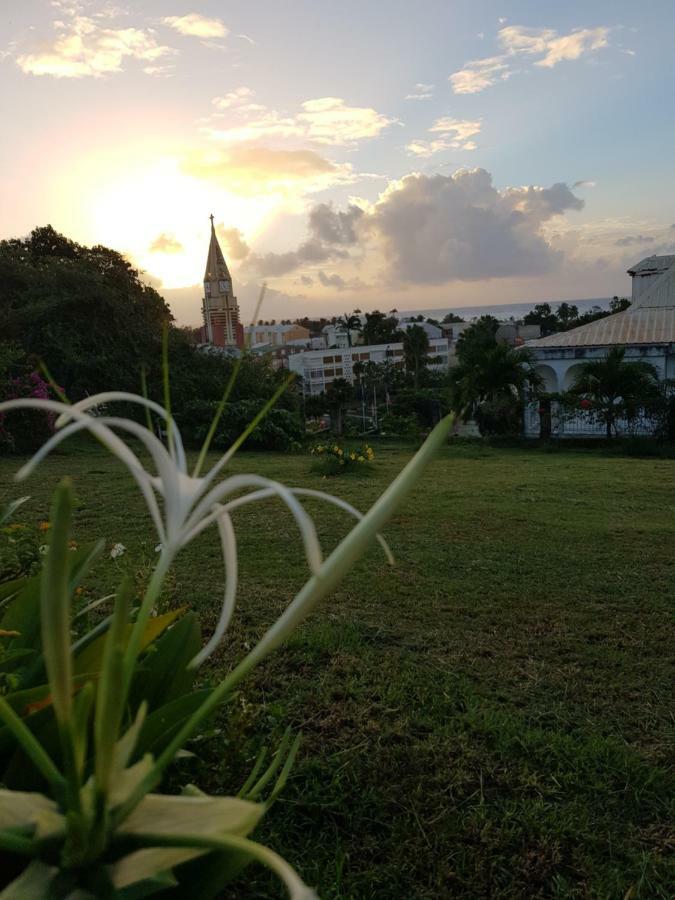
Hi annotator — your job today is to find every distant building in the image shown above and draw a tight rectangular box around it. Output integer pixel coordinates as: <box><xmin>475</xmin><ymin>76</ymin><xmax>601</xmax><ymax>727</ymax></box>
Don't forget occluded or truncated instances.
<box><xmin>245</xmin><ymin>323</ymin><xmax>311</xmax><ymax>347</ymax></box>
<box><xmin>200</xmin><ymin>215</ymin><xmax>243</xmax><ymax>349</ymax></box>
<box><xmin>288</xmin><ymin>338</ymin><xmax>451</xmax><ymax>395</ymax></box>
<box><xmin>322</xmin><ymin>323</ymin><xmax>361</xmax><ymax>349</ymax></box>
<box><xmin>398</xmin><ymin>320</ymin><xmax>445</xmax><ymax>340</ymax></box>
<box><xmin>523</xmin><ymin>255</ymin><xmax>675</xmax><ymax>436</ymax></box>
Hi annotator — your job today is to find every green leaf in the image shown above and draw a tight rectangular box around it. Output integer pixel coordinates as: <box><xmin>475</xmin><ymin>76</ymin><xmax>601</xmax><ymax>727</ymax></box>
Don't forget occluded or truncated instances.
<box><xmin>109</xmin><ymin>755</ymin><xmax>155</xmax><ymax>809</ymax></box>
<box><xmin>118</xmin><ymin>793</ymin><xmax>263</xmax><ymax>839</ymax></box>
<box><xmin>0</xmin><ymin>576</ymin><xmax>28</xmax><ymax>607</ymax></box>
<box><xmin>40</xmin><ymin>479</ymin><xmax>74</xmax><ymax>727</ymax></box>
<box><xmin>74</xmin><ymin>608</ymin><xmax>185</xmax><ymax>679</ymax></box>
<box><xmin>0</xmin><ymin>860</ymin><xmax>57</xmax><ymax>898</ymax></box>
<box><xmin>95</xmin><ymin>580</ymin><xmax>132</xmax><ymax>795</ymax></box>
<box><xmin>0</xmin><ymin>649</ymin><xmax>35</xmax><ymax>674</ymax></box>
<box><xmin>0</xmin><ymin>579</ymin><xmax>40</xmax><ymax>652</ymax></box>
<box><xmin>0</xmin><ymin>787</ymin><xmax>61</xmax><ymax>832</ymax></box>
<box><xmin>112</xmin><ymin>794</ymin><xmax>264</xmax><ymax>890</ymax></box>
<box><xmin>130</xmin><ymin>613</ymin><xmax>201</xmax><ymax>713</ymax></box>
<box><xmin>132</xmin><ymin>689</ymin><xmax>214</xmax><ymax>760</ymax></box>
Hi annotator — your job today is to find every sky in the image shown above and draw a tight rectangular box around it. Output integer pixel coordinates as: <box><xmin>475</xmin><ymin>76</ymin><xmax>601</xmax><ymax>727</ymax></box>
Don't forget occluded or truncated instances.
<box><xmin>2</xmin><ymin>1</ymin><xmax>675</xmax><ymax>326</ymax></box>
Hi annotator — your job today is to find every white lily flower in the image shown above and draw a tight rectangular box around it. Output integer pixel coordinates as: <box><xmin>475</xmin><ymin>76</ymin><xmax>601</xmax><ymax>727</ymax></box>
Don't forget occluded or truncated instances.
<box><xmin>0</xmin><ymin>392</ymin><xmax>402</xmax><ymax>669</ymax></box>
<box><xmin>110</xmin><ymin>543</ymin><xmax>127</xmax><ymax>560</ymax></box>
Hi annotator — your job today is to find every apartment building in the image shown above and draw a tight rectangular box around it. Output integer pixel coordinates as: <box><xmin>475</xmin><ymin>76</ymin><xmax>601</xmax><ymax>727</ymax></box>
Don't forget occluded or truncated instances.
<box><xmin>288</xmin><ymin>338</ymin><xmax>451</xmax><ymax>395</ymax></box>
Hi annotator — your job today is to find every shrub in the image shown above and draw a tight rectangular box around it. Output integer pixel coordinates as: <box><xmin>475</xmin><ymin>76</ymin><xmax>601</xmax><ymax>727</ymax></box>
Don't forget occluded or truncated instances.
<box><xmin>310</xmin><ymin>441</ymin><xmax>375</xmax><ymax>475</ymax></box>
<box><xmin>0</xmin><ymin>371</ymin><xmax>55</xmax><ymax>454</ymax></box>
<box><xmin>379</xmin><ymin>412</ymin><xmax>420</xmax><ymax>439</ymax></box>
<box><xmin>474</xmin><ymin>396</ymin><xmax>522</xmax><ymax>436</ymax></box>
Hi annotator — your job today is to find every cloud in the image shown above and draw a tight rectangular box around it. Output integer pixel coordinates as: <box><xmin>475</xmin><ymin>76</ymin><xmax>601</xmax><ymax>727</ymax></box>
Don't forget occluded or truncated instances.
<box><xmin>163</xmin><ymin>14</ymin><xmax>228</xmax><ymax>39</ymax></box>
<box><xmin>573</xmin><ymin>180</ymin><xmax>596</xmax><ymax>188</ymax></box>
<box><xmin>499</xmin><ymin>25</ymin><xmax>609</xmax><ymax>68</ymax></box>
<box><xmin>17</xmin><ymin>15</ymin><xmax>172</xmax><ymax>77</ymax></box>
<box><xmin>244</xmin><ymin>203</ymin><xmax>365</xmax><ymax>278</ymax></box>
<box><xmin>614</xmin><ymin>234</ymin><xmax>655</xmax><ymax>247</ymax></box>
<box><xmin>218</xmin><ymin>226</ymin><xmax>250</xmax><ymax>259</ymax></box>
<box><xmin>245</xmin><ymin>240</ymin><xmax>347</xmax><ymax>278</ymax></box>
<box><xmin>206</xmin><ymin>90</ymin><xmax>395</xmax><ymax>146</ymax></box>
<box><xmin>212</xmin><ymin>87</ymin><xmax>257</xmax><ymax>110</ymax></box>
<box><xmin>242</xmin><ymin>169</ymin><xmax>584</xmax><ymax>287</ymax></box>
<box><xmin>317</xmin><ymin>270</ymin><xmax>347</xmax><ymax>290</ymax></box>
<box><xmin>405</xmin><ymin>82</ymin><xmax>434</xmax><ymax>100</ymax></box>
<box><xmin>184</xmin><ymin>145</ymin><xmax>352</xmax><ymax>195</ymax></box>
<box><xmin>309</xmin><ymin>203</ymin><xmax>364</xmax><ymax>245</ymax></box>
<box><xmin>449</xmin><ymin>24</ymin><xmax>611</xmax><ymax>94</ymax></box>
<box><xmin>449</xmin><ymin>56</ymin><xmax>510</xmax><ymax>94</ymax></box>
<box><xmin>149</xmin><ymin>233</ymin><xmax>183</xmax><ymax>254</ymax></box>
<box><xmin>407</xmin><ymin>117</ymin><xmax>481</xmax><ymax>156</ymax></box>
<box><xmin>365</xmin><ymin>169</ymin><xmax>584</xmax><ymax>283</ymax></box>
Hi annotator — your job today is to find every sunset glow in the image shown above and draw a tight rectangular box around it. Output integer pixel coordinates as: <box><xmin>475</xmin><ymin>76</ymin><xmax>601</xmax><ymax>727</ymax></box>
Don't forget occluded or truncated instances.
<box><xmin>2</xmin><ymin>1</ymin><xmax>674</xmax><ymax>324</ymax></box>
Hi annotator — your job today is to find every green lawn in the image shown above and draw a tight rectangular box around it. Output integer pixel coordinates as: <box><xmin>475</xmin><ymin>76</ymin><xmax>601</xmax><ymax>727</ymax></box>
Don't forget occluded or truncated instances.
<box><xmin>1</xmin><ymin>441</ymin><xmax>673</xmax><ymax>899</ymax></box>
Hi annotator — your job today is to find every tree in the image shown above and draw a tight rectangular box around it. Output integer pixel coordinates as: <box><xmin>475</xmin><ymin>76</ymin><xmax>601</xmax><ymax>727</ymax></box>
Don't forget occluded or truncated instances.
<box><xmin>0</xmin><ymin>226</ymin><xmax>171</xmax><ymax>398</ymax></box>
<box><xmin>403</xmin><ymin>325</ymin><xmax>431</xmax><ymax>388</ymax></box>
<box><xmin>361</xmin><ymin>310</ymin><xmax>403</xmax><ymax>346</ymax></box>
<box><xmin>449</xmin><ymin>318</ymin><xmax>542</xmax><ymax>434</ymax></box>
<box><xmin>566</xmin><ymin>346</ymin><xmax>660</xmax><ymax>438</ymax></box>
<box><xmin>523</xmin><ymin>303</ymin><xmax>559</xmax><ymax>335</ymax></box>
<box><xmin>325</xmin><ymin>378</ymin><xmax>354</xmax><ymax>436</ymax></box>
<box><xmin>441</xmin><ymin>312</ymin><xmax>465</xmax><ymax>324</ymax></box>
<box><xmin>336</xmin><ymin>311</ymin><xmax>362</xmax><ymax>347</ymax></box>
<box><xmin>455</xmin><ymin>316</ymin><xmax>499</xmax><ymax>360</ymax></box>
<box><xmin>556</xmin><ymin>302</ymin><xmax>579</xmax><ymax>328</ymax></box>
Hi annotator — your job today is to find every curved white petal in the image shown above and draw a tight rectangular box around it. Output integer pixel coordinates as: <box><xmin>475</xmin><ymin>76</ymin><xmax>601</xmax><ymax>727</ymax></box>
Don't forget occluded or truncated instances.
<box><xmin>188</xmin><ymin>509</ymin><xmax>237</xmax><ymax>669</ymax></box>
<box><xmin>184</xmin><ymin>487</ymin><xmax>394</xmax><ymax>566</ymax></box>
<box><xmin>55</xmin><ymin>392</ymin><xmax>187</xmax><ymax>473</ymax></box>
<box><xmin>184</xmin><ymin>475</ymin><xmax>323</xmax><ymax>576</ymax></box>
<box><xmin>0</xmin><ymin>399</ymin><xmax>166</xmax><ymax>544</ymax></box>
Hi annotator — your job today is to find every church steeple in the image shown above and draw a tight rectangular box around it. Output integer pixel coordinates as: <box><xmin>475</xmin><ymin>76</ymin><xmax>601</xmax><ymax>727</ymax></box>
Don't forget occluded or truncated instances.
<box><xmin>204</xmin><ymin>213</ymin><xmax>231</xmax><ymax>283</ymax></box>
<box><xmin>201</xmin><ymin>214</ymin><xmax>242</xmax><ymax>349</ymax></box>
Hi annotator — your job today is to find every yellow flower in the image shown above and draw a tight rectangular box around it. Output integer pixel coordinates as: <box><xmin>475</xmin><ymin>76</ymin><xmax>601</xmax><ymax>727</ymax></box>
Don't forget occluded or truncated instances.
<box><xmin>358</xmin><ymin>456</ymin><xmax>365</xmax><ymax>462</ymax></box>
<box><xmin>38</xmin><ymin>521</ymin><xmax>51</xmax><ymax>531</ymax></box>
<box><xmin>349</xmin><ymin>452</ymin><xmax>356</xmax><ymax>461</ymax></box>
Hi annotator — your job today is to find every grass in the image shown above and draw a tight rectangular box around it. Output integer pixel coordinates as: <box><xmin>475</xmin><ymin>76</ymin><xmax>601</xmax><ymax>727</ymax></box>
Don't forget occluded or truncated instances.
<box><xmin>1</xmin><ymin>439</ymin><xmax>673</xmax><ymax>898</ymax></box>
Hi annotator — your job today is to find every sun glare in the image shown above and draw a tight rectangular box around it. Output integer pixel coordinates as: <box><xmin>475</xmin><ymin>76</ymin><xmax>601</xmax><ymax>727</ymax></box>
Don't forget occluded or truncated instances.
<box><xmin>87</xmin><ymin>157</ymin><xmax>277</xmax><ymax>288</ymax></box>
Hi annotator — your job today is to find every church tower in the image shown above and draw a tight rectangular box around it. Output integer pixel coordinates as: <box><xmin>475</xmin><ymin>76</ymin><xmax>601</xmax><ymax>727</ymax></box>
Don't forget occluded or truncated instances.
<box><xmin>201</xmin><ymin>215</ymin><xmax>243</xmax><ymax>348</ymax></box>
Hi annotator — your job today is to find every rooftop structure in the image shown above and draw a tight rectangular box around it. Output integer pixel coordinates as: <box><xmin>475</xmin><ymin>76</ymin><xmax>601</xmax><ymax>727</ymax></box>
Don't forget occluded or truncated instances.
<box><xmin>523</xmin><ymin>255</ymin><xmax>675</xmax><ymax>436</ymax></box>
<box><xmin>201</xmin><ymin>215</ymin><xmax>243</xmax><ymax>348</ymax></box>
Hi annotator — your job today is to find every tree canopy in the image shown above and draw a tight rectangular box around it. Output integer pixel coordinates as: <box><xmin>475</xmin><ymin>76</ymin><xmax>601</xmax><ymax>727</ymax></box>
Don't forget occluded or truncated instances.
<box><xmin>0</xmin><ymin>226</ymin><xmax>171</xmax><ymax>398</ymax></box>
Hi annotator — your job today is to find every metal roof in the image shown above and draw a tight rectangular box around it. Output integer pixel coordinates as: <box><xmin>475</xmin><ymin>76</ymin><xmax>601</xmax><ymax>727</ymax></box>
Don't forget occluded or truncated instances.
<box><xmin>627</xmin><ymin>254</ymin><xmax>675</xmax><ymax>276</ymax></box>
<box><xmin>524</xmin><ymin>306</ymin><xmax>675</xmax><ymax>348</ymax></box>
<box><xmin>525</xmin><ymin>258</ymin><xmax>675</xmax><ymax>349</ymax></box>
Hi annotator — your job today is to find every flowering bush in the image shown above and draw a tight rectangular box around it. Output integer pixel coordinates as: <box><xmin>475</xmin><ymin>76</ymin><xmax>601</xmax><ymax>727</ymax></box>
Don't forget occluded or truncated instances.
<box><xmin>0</xmin><ymin>370</ymin><xmax>56</xmax><ymax>453</ymax></box>
<box><xmin>310</xmin><ymin>441</ymin><xmax>375</xmax><ymax>475</ymax></box>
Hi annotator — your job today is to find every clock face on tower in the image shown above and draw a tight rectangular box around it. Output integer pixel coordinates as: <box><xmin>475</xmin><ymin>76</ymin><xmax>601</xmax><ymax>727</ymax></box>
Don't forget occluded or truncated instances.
<box><xmin>219</xmin><ymin>280</ymin><xmax>230</xmax><ymax>292</ymax></box>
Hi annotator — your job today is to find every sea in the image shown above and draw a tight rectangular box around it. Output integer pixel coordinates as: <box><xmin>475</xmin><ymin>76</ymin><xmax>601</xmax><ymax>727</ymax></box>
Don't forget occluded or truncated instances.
<box><xmin>398</xmin><ymin>297</ymin><xmax>614</xmax><ymax>322</ymax></box>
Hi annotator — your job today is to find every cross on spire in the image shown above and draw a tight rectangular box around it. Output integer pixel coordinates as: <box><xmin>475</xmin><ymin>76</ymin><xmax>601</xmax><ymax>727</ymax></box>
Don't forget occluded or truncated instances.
<box><xmin>209</xmin><ymin>213</ymin><xmax>215</xmax><ymax>228</ymax></box>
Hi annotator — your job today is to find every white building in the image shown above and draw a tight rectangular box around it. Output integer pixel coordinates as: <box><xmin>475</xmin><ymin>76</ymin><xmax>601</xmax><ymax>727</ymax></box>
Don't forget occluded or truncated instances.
<box><xmin>289</xmin><ymin>338</ymin><xmax>451</xmax><ymax>395</ymax></box>
<box><xmin>321</xmin><ymin>323</ymin><xmax>361</xmax><ymax>349</ymax></box>
<box><xmin>523</xmin><ymin>255</ymin><xmax>675</xmax><ymax>436</ymax></box>
<box><xmin>244</xmin><ymin>323</ymin><xmax>311</xmax><ymax>348</ymax></box>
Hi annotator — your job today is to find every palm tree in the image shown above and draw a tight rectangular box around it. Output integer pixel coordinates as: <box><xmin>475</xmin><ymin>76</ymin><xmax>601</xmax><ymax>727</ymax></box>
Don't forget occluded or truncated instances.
<box><xmin>326</xmin><ymin>377</ymin><xmax>353</xmax><ymax>436</ymax></box>
<box><xmin>336</xmin><ymin>310</ymin><xmax>362</xmax><ymax>347</ymax></box>
<box><xmin>566</xmin><ymin>346</ymin><xmax>659</xmax><ymax>438</ymax></box>
<box><xmin>403</xmin><ymin>325</ymin><xmax>430</xmax><ymax>388</ymax></box>
<box><xmin>450</xmin><ymin>343</ymin><xmax>543</xmax><ymax>419</ymax></box>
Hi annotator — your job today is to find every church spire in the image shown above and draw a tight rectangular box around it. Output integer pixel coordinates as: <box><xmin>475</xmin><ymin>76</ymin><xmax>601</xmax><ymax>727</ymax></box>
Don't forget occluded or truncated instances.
<box><xmin>203</xmin><ymin>213</ymin><xmax>231</xmax><ymax>282</ymax></box>
<box><xmin>201</xmin><ymin>214</ymin><xmax>241</xmax><ymax>349</ymax></box>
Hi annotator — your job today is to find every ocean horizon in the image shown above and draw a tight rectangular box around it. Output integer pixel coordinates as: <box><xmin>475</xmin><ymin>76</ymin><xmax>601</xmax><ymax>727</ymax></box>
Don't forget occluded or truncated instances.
<box><xmin>398</xmin><ymin>297</ymin><xmax>615</xmax><ymax>322</ymax></box>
